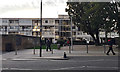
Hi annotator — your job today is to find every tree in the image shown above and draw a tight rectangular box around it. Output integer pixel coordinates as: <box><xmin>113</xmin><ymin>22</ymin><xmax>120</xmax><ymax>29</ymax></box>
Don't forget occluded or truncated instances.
<box><xmin>100</xmin><ymin>2</ymin><xmax>119</xmax><ymax>43</ymax></box>
<box><xmin>116</xmin><ymin>3</ymin><xmax>120</xmax><ymax>36</ymax></box>
<box><xmin>66</xmin><ymin>2</ymin><xmax>120</xmax><ymax>45</ymax></box>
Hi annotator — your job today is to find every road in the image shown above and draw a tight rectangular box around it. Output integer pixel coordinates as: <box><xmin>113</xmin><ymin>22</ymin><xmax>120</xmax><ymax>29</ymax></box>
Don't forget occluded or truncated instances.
<box><xmin>2</xmin><ymin>56</ymin><xmax>118</xmax><ymax>71</ymax></box>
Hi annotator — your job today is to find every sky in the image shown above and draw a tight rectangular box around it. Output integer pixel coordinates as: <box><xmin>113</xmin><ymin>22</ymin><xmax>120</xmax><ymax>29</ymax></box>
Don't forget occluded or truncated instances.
<box><xmin>0</xmin><ymin>0</ymin><xmax>68</xmax><ymax>18</ymax></box>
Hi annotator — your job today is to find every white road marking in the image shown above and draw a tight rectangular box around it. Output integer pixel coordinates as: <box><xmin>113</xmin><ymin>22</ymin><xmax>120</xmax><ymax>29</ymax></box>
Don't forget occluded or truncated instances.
<box><xmin>2</xmin><ymin>59</ymin><xmax>7</xmax><ymax>61</ymax></box>
<box><xmin>88</xmin><ymin>59</ymin><xmax>104</xmax><ymax>62</ymax></box>
<box><xmin>11</xmin><ymin>59</ymin><xmax>38</xmax><ymax>61</ymax></box>
<box><xmin>52</xmin><ymin>66</ymin><xmax>85</xmax><ymax>70</ymax></box>
<box><xmin>3</xmin><ymin>67</ymin><xmax>33</xmax><ymax>70</ymax></box>
<box><xmin>52</xmin><ymin>65</ymin><xmax>118</xmax><ymax>70</ymax></box>
<box><xmin>11</xmin><ymin>68</ymin><xmax>33</xmax><ymax>70</ymax></box>
<box><xmin>50</xmin><ymin>59</ymin><xmax>118</xmax><ymax>63</ymax></box>
<box><xmin>2</xmin><ymin>68</ymin><xmax>9</xmax><ymax>70</ymax></box>
<box><xmin>87</xmin><ymin>66</ymin><xmax>118</xmax><ymax>69</ymax></box>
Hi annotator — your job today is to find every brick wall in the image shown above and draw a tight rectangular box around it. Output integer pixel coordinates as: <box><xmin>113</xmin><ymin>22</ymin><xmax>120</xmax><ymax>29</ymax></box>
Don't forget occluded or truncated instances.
<box><xmin>1</xmin><ymin>34</ymin><xmax>40</xmax><ymax>52</ymax></box>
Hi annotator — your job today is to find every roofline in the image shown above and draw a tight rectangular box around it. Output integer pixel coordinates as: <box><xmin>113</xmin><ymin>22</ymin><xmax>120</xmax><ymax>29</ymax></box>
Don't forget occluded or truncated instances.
<box><xmin>0</xmin><ymin>18</ymin><xmax>69</xmax><ymax>20</ymax></box>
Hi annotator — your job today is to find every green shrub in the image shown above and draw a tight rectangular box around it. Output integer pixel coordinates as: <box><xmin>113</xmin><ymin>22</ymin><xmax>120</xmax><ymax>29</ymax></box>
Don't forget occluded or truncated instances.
<box><xmin>31</xmin><ymin>44</ymin><xmax>58</xmax><ymax>49</ymax></box>
<box><xmin>57</xmin><ymin>39</ymin><xmax>65</xmax><ymax>46</ymax></box>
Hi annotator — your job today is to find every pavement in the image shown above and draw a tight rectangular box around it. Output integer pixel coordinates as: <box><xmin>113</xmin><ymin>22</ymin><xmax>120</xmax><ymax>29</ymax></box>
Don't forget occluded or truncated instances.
<box><xmin>2</xmin><ymin>45</ymin><xmax>119</xmax><ymax>60</ymax></box>
<box><xmin>1</xmin><ymin>45</ymin><xmax>119</xmax><ymax>71</ymax></box>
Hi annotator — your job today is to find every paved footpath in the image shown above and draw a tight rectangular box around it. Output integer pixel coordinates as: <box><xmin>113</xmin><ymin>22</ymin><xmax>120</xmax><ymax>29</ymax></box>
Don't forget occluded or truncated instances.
<box><xmin>2</xmin><ymin>45</ymin><xmax>119</xmax><ymax>60</ymax></box>
<box><xmin>1</xmin><ymin>45</ymin><xmax>119</xmax><ymax>71</ymax></box>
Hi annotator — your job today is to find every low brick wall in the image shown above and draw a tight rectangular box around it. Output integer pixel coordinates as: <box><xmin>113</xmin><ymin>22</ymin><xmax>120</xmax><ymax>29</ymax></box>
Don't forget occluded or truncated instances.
<box><xmin>1</xmin><ymin>34</ymin><xmax>40</xmax><ymax>52</ymax></box>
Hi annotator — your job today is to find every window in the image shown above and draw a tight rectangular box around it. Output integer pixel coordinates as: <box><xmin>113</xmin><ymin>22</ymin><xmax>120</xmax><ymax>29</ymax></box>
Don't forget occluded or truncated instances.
<box><xmin>73</xmin><ymin>32</ymin><xmax>76</xmax><ymax>35</ymax></box>
<box><xmin>49</xmin><ymin>20</ymin><xmax>53</xmax><ymax>23</ymax></box>
<box><xmin>22</xmin><ymin>26</ymin><xmax>25</xmax><ymax>31</ymax></box>
<box><xmin>35</xmin><ymin>21</ymin><xmax>38</xmax><ymax>23</ymax></box>
<box><xmin>78</xmin><ymin>27</ymin><xmax>80</xmax><ymax>31</ymax></box>
<box><xmin>55</xmin><ymin>20</ymin><xmax>59</xmax><ymax>24</ymax></box>
<box><xmin>72</xmin><ymin>26</ymin><xmax>75</xmax><ymax>29</ymax></box>
<box><xmin>15</xmin><ymin>20</ymin><xmax>19</xmax><ymax>23</ymax></box>
<box><xmin>2</xmin><ymin>20</ymin><xmax>7</xmax><ymax>23</ymax></box>
<box><xmin>5</xmin><ymin>26</ymin><xmax>7</xmax><ymax>31</ymax></box>
<box><xmin>9</xmin><ymin>20</ymin><xmax>14</xmax><ymax>23</ymax></box>
<box><xmin>45</xmin><ymin>20</ymin><xmax>48</xmax><ymax>23</ymax></box>
<box><xmin>10</xmin><ymin>26</ymin><xmax>14</xmax><ymax>29</ymax></box>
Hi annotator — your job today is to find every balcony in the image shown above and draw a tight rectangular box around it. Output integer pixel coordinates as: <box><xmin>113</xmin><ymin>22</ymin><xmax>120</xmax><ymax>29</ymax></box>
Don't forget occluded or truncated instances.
<box><xmin>55</xmin><ymin>29</ymin><xmax>58</xmax><ymax>31</ymax></box>
<box><xmin>76</xmin><ymin>34</ymin><xmax>91</xmax><ymax>38</ymax></box>
<box><xmin>42</xmin><ymin>23</ymin><xmax>55</xmax><ymax>26</ymax></box>
<box><xmin>42</xmin><ymin>34</ymin><xmax>55</xmax><ymax>38</ymax></box>
<box><xmin>72</xmin><ymin>29</ymin><xmax>77</xmax><ymax>32</ymax></box>
<box><xmin>8</xmin><ymin>29</ymin><xmax>18</xmax><ymax>32</ymax></box>
<box><xmin>0</xmin><ymin>29</ymin><xmax>7</xmax><ymax>31</ymax></box>
<box><xmin>24</xmin><ymin>29</ymin><xmax>32</xmax><ymax>31</ymax></box>
<box><xmin>20</xmin><ymin>32</ymin><xmax>32</xmax><ymax>36</ymax></box>
<box><xmin>32</xmin><ymin>29</ymin><xmax>40</xmax><ymax>32</ymax></box>
<box><xmin>42</xmin><ymin>32</ymin><xmax>55</xmax><ymax>38</ymax></box>
<box><xmin>0</xmin><ymin>32</ymin><xmax>8</xmax><ymax>34</ymax></box>
<box><xmin>9</xmin><ymin>23</ymin><xmax>18</xmax><ymax>26</ymax></box>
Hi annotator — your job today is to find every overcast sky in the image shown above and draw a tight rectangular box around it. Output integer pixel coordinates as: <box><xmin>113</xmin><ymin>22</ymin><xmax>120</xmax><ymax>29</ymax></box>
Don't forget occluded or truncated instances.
<box><xmin>0</xmin><ymin>0</ymin><xmax>68</xmax><ymax>18</ymax></box>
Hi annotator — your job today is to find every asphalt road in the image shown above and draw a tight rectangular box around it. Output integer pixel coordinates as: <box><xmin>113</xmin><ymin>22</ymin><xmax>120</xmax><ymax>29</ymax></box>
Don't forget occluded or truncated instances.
<box><xmin>2</xmin><ymin>56</ymin><xmax>119</xmax><ymax>71</ymax></box>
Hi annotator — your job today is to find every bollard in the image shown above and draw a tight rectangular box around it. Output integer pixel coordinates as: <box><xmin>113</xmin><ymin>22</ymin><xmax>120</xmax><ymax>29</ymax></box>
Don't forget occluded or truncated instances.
<box><xmin>86</xmin><ymin>44</ymin><xmax>88</xmax><ymax>53</ymax></box>
<box><xmin>51</xmin><ymin>48</ymin><xmax>53</xmax><ymax>54</ymax></box>
<box><xmin>15</xmin><ymin>47</ymin><xmax>17</xmax><ymax>55</ymax></box>
<box><xmin>104</xmin><ymin>44</ymin><xmax>106</xmax><ymax>53</ymax></box>
<box><xmin>33</xmin><ymin>47</ymin><xmax>35</xmax><ymax>55</ymax></box>
<box><xmin>69</xmin><ymin>44</ymin><xmax>71</xmax><ymax>54</ymax></box>
<box><xmin>64</xmin><ymin>52</ymin><xmax>67</xmax><ymax>58</ymax></box>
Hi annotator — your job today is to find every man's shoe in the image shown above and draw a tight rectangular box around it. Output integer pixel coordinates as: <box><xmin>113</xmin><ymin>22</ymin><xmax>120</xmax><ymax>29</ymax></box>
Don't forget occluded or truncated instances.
<box><xmin>106</xmin><ymin>53</ymin><xmax>109</xmax><ymax>55</ymax></box>
<box><xmin>113</xmin><ymin>53</ymin><xmax>116</xmax><ymax>55</ymax></box>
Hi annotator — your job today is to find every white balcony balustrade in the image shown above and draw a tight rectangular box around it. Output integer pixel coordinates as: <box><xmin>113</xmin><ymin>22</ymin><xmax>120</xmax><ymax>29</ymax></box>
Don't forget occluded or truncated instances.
<box><xmin>8</xmin><ymin>29</ymin><xmax>18</xmax><ymax>32</ymax></box>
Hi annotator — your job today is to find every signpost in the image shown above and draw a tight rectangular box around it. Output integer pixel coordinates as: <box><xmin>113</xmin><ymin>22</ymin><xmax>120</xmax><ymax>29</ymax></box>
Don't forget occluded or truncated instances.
<box><xmin>103</xmin><ymin>40</ymin><xmax>106</xmax><ymax>53</ymax></box>
<box><xmin>15</xmin><ymin>35</ymin><xmax>21</xmax><ymax>55</ymax></box>
<box><xmin>69</xmin><ymin>43</ymin><xmax>71</xmax><ymax>53</ymax></box>
<box><xmin>33</xmin><ymin>38</ymin><xmax>36</xmax><ymax>55</ymax></box>
<box><xmin>14</xmin><ymin>35</ymin><xmax>17</xmax><ymax>55</ymax></box>
<box><xmin>51</xmin><ymin>44</ymin><xmax>53</xmax><ymax>54</ymax></box>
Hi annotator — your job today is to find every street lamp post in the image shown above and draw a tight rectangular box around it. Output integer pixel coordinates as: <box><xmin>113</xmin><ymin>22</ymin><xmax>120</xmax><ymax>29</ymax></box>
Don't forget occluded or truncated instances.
<box><xmin>70</xmin><ymin>15</ymin><xmax>73</xmax><ymax>51</ymax></box>
<box><xmin>39</xmin><ymin>0</ymin><xmax>42</xmax><ymax>57</ymax></box>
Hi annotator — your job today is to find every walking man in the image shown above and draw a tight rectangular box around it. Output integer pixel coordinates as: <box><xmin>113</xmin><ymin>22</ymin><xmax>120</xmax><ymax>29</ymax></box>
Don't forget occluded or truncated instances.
<box><xmin>46</xmin><ymin>39</ymin><xmax>52</xmax><ymax>51</ymax></box>
<box><xmin>106</xmin><ymin>39</ymin><xmax>115</xmax><ymax>55</ymax></box>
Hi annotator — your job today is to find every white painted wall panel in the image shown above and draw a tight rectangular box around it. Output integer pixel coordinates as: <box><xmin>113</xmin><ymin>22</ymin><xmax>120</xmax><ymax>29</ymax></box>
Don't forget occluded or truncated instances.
<box><xmin>19</xmin><ymin>19</ymin><xmax>32</xmax><ymax>26</ymax></box>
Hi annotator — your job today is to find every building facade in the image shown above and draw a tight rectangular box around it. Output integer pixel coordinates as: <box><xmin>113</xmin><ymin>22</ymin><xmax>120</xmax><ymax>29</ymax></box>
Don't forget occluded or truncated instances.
<box><xmin>0</xmin><ymin>15</ymin><xmax>119</xmax><ymax>42</ymax></box>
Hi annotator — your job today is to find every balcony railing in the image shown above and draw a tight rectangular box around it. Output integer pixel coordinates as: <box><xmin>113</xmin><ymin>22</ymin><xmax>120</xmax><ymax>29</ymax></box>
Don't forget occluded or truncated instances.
<box><xmin>9</xmin><ymin>23</ymin><xmax>19</xmax><ymax>26</ymax></box>
<box><xmin>42</xmin><ymin>34</ymin><xmax>55</xmax><ymax>38</ymax></box>
<box><xmin>8</xmin><ymin>29</ymin><xmax>18</xmax><ymax>32</ymax></box>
